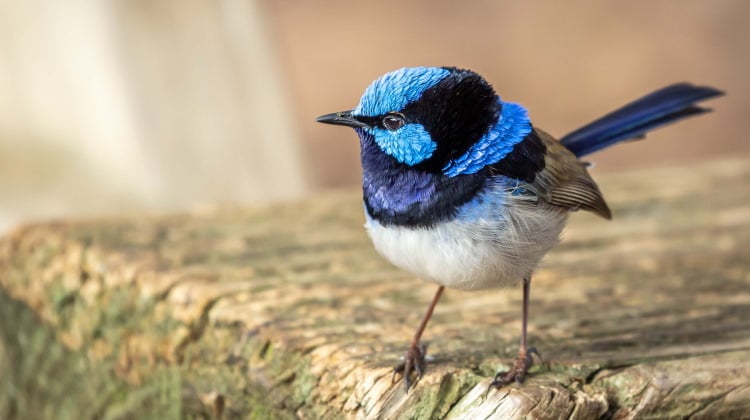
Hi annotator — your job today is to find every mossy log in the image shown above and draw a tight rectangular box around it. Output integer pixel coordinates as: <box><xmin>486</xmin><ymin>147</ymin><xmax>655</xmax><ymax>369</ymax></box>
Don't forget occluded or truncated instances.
<box><xmin>1</xmin><ymin>159</ymin><xmax>749</xmax><ymax>419</ymax></box>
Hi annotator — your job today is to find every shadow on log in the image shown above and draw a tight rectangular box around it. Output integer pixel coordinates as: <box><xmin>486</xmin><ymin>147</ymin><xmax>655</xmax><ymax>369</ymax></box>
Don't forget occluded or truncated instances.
<box><xmin>1</xmin><ymin>159</ymin><xmax>750</xmax><ymax>418</ymax></box>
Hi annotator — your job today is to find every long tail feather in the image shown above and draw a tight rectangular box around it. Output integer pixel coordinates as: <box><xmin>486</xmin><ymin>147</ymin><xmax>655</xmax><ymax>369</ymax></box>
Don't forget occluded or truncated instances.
<box><xmin>560</xmin><ymin>83</ymin><xmax>724</xmax><ymax>158</ymax></box>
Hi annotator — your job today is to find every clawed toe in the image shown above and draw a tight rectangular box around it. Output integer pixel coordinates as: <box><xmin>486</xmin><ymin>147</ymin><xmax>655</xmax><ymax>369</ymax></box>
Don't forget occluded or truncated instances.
<box><xmin>393</xmin><ymin>342</ymin><xmax>428</xmax><ymax>392</ymax></box>
<box><xmin>488</xmin><ymin>347</ymin><xmax>541</xmax><ymax>390</ymax></box>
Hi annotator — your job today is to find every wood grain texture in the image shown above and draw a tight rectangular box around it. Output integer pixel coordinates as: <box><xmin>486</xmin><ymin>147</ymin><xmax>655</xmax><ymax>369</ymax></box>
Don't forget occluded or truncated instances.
<box><xmin>1</xmin><ymin>158</ymin><xmax>749</xmax><ymax>419</ymax></box>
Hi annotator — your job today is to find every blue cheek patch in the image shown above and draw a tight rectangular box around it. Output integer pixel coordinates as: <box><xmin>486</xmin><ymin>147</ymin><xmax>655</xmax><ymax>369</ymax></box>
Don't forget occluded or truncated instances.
<box><xmin>369</xmin><ymin>123</ymin><xmax>437</xmax><ymax>165</ymax></box>
<box><xmin>443</xmin><ymin>101</ymin><xmax>532</xmax><ymax>177</ymax></box>
<box><xmin>353</xmin><ymin>67</ymin><xmax>449</xmax><ymax>117</ymax></box>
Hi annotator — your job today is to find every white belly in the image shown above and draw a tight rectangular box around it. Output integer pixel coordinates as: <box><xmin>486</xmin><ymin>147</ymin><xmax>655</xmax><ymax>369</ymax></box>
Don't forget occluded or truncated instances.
<box><xmin>364</xmin><ymin>204</ymin><xmax>567</xmax><ymax>291</ymax></box>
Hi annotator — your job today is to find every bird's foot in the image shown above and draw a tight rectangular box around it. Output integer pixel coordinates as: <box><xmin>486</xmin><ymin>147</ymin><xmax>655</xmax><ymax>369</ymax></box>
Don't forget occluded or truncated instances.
<box><xmin>488</xmin><ymin>347</ymin><xmax>540</xmax><ymax>390</ymax></box>
<box><xmin>392</xmin><ymin>342</ymin><xmax>427</xmax><ymax>392</ymax></box>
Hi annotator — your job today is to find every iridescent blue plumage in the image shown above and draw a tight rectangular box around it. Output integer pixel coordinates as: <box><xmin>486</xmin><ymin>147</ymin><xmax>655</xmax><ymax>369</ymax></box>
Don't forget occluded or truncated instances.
<box><xmin>443</xmin><ymin>101</ymin><xmax>531</xmax><ymax>177</ymax></box>
<box><xmin>560</xmin><ymin>83</ymin><xmax>724</xmax><ymax>157</ymax></box>
<box><xmin>316</xmin><ymin>66</ymin><xmax>722</xmax><ymax>392</ymax></box>
<box><xmin>358</xmin><ymin>128</ymin><xmax>487</xmax><ymax>227</ymax></box>
<box><xmin>349</xmin><ymin>67</ymin><xmax>526</xmax><ymax>227</ymax></box>
<box><xmin>353</xmin><ymin>67</ymin><xmax>449</xmax><ymax>117</ymax></box>
<box><xmin>352</xmin><ymin>67</ymin><xmax>450</xmax><ymax>165</ymax></box>
<box><xmin>359</xmin><ymin>129</ymin><xmax>436</xmax><ymax>215</ymax></box>
<box><xmin>364</xmin><ymin>123</ymin><xmax>437</xmax><ymax>166</ymax></box>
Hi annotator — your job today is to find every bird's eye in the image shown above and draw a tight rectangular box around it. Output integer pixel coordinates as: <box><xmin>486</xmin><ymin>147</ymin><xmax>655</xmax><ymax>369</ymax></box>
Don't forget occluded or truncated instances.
<box><xmin>382</xmin><ymin>113</ymin><xmax>405</xmax><ymax>131</ymax></box>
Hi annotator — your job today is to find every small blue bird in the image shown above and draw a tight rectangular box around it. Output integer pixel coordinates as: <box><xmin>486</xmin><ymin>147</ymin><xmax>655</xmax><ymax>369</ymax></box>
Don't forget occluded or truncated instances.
<box><xmin>317</xmin><ymin>67</ymin><xmax>722</xmax><ymax>391</ymax></box>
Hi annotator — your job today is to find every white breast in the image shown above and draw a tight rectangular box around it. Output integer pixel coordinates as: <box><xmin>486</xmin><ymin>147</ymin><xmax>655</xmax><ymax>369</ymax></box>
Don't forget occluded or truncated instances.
<box><xmin>364</xmin><ymin>201</ymin><xmax>567</xmax><ymax>291</ymax></box>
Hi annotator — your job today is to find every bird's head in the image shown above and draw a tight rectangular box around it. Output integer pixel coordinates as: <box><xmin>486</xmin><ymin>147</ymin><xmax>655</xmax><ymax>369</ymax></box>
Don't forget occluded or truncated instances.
<box><xmin>318</xmin><ymin>67</ymin><xmax>523</xmax><ymax>174</ymax></box>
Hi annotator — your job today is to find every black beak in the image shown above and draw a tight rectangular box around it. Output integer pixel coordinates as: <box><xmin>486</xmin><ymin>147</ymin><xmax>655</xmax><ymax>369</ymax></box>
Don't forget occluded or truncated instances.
<box><xmin>316</xmin><ymin>110</ymin><xmax>370</xmax><ymax>128</ymax></box>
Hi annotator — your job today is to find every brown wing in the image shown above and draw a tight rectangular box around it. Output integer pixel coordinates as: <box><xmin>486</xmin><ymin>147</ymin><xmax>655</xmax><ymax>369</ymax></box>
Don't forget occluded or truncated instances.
<box><xmin>529</xmin><ymin>128</ymin><xmax>612</xmax><ymax>219</ymax></box>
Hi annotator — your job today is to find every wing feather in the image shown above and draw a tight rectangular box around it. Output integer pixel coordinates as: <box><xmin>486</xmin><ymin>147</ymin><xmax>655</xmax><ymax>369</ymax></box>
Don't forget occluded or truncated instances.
<box><xmin>529</xmin><ymin>128</ymin><xmax>612</xmax><ymax>219</ymax></box>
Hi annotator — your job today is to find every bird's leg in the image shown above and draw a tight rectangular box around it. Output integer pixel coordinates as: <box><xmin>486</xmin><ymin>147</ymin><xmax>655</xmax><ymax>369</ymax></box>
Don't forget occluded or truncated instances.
<box><xmin>490</xmin><ymin>276</ymin><xmax>540</xmax><ymax>388</ymax></box>
<box><xmin>393</xmin><ymin>285</ymin><xmax>444</xmax><ymax>391</ymax></box>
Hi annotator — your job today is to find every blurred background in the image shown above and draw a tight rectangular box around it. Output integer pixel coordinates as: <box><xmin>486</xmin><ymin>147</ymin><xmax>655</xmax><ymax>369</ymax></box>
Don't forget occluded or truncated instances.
<box><xmin>1</xmin><ymin>0</ymin><xmax>748</xmax><ymax>233</ymax></box>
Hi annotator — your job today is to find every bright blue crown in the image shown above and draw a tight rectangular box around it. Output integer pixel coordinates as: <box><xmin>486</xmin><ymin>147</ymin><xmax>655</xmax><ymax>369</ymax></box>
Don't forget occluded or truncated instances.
<box><xmin>353</xmin><ymin>67</ymin><xmax>449</xmax><ymax>117</ymax></box>
<box><xmin>352</xmin><ymin>66</ymin><xmax>531</xmax><ymax>170</ymax></box>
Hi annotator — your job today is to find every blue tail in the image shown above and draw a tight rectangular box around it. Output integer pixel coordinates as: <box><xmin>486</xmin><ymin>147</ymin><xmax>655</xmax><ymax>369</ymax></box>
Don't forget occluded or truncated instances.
<box><xmin>560</xmin><ymin>83</ymin><xmax>723</xmax><ymax>158</ymax></box>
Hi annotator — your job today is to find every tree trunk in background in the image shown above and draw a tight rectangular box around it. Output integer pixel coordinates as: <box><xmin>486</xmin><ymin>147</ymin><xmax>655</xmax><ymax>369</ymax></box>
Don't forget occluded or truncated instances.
<box><xmin>0</xmin><ymin>0</ymin><xmax>304</xmax><ymax>232</ymax></box>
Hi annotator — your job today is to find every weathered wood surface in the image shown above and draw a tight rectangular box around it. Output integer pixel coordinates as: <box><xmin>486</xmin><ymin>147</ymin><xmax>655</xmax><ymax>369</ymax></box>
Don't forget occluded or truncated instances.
<box><xmin>1</xmin><ymin>159</ymin><xmax>749</xmax><ymax>419</ymax></box>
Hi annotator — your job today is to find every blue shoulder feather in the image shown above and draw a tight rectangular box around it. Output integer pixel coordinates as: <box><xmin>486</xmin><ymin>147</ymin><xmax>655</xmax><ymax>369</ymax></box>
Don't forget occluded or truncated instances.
<box><xmin>443</xmin><ymin>101</ymin><xmax>531</xmax><ymax>177</ymax></box>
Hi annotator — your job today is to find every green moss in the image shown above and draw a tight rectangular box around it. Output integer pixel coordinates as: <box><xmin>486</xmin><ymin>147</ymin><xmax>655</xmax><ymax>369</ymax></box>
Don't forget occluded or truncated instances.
<box><xmin>390</xmin><ymin>371</ymin><xmax>481</xmax><ymax>420</ymax></box>
<box><xmin>431</xmin><ymin>372</ymin><xmax>480</xmax><ymax>418</ymax></box>
<box><xmin>0</xmin><ymin>287</ymin><xmax>181</xmax><ymax>420</ymax></box>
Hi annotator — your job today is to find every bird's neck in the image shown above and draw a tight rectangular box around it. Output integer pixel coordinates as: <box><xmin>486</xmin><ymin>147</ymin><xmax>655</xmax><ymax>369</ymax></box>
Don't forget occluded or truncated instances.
<box><xmin>357</xmin><ymin>130</ymin><xmax>485</xmax><ymax>228</ymax></box>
